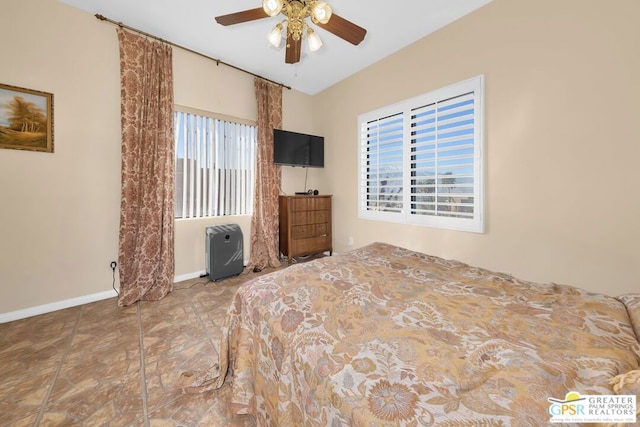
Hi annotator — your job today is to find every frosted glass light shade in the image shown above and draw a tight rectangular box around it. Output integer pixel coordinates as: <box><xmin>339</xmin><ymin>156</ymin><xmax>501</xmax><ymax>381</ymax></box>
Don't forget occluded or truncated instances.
<box><xmin>311</xmin><ymin>2</ymin><xmax>332</xmax><ymax>24</ymax></box>
<box><xmin>307</xmin><ymin>28</ymin><xmax>323</xmax><ymax>52</ymax></box>
<box><xmin>263</xmin><ymin>0</ymin><xmax>284</xmax><ymax>17</ymax></box>
<box><xmin>268</xmin><ymin>24</ymin><xmax>283</xmax><ymax>48</ymax></box>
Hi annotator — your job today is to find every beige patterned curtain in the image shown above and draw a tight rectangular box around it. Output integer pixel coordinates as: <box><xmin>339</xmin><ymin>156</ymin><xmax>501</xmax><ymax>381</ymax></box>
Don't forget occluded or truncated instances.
<box><xmin>249</xmin><ymin>79</ymin><xmax>283</xmax><ymax>270</ymax></box>
<box><xmin>117</xmin><ymin>28</ymin><xmax>175</xmax><ymax>306</ymax></box>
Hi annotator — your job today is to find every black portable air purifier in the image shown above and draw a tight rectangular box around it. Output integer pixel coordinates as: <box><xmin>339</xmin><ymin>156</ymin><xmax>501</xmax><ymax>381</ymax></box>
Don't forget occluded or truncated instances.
<box><xmin>205</xmin><ymin>224</ymin><xmax>244</xmax><ymax>281</ymax></box>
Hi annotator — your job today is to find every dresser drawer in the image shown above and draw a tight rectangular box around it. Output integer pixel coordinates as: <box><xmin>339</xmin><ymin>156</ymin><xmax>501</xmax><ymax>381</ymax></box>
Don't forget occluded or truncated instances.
<box><xmin>290</xmin><ymin>196</ymin><xmax>331</xmax><ymax>212</ymax></box>
<box><xmin>289</xmin><ymin>197</ymin><xmax>309</xmax><ymax>212</ymax></box>
<box><xmin>291</xmin><ymin>236</ymin><xmax>331</xmax><ymax>255</ymax></box>
<box><xmin>291</xmin><ymin>210</ymin><xmax>330</xmax><ymax>226</ymax></box>
<box><xmin>291</xmin><ymin>223</ymin><xmax>328</xmax><ymax>239</ymax></box>
<box><xmin>308</xmin><ymin>197</ymin><xmax>331</xmax><ymax>211</ymax></box>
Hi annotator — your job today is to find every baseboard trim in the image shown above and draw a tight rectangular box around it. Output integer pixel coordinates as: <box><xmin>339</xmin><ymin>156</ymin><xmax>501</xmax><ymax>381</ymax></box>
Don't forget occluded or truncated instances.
<box><xmin>174</xmin><ymin>261</ymin><xmax>248</xmax><ymax>284</ymax></box>
<box><xmin>174</xmin><ymin>270</ymin><xmax>207</xmax><ymax>283</ymax></box>
<box><xmin>1</xmin><ymin>266</ymin><xmax>248</xmax><ymax>324</ymax></box>
<box><xmin>0</xmin><ymin>290</ymin><xmax>118</xmax><ymax>324</ymax></box>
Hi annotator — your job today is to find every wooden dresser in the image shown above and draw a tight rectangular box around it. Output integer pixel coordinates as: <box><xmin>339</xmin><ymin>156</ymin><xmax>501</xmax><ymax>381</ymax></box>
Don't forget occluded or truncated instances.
<box><xmin>279</xmin><ymin>195</ymin><xmax>332</xmax><ymax>265</ymax></box>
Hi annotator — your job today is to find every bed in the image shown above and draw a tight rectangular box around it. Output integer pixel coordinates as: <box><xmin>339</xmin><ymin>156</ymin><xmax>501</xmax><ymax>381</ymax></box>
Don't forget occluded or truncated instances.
<box><xmin>184</xmin><ymin>242</ymin><xmax>640</xmax><ymax>425</ymax></box>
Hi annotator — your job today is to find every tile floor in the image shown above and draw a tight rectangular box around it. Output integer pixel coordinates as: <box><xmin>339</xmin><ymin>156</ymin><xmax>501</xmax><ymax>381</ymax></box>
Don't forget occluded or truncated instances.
<box><xmin>0</xmin><ymin>267</ymin><xmax>281</xmax><ymax>426</ymax></box>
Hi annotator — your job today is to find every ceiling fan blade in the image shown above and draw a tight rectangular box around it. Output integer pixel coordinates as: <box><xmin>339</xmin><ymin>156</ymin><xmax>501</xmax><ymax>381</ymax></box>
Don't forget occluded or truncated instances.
<box><xmin>317</xmin><ymin>13</ymin><xmax>367</xmax><ymax>45</ymax></box>
<box><xmin>285</xmin><ymin>34</ymin><xmax>301</xmax><ymax>64</ymax></box>
<box><xmin>215</xmin><ymin>8</ymin><xmax>269</xmax><ymax>26</ymax></box>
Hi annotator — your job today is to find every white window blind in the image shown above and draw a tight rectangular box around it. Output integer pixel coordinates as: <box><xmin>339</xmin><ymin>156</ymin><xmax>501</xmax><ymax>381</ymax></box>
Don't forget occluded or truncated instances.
<box><xmin>175</xmin><ymin>110</ymin><xmax>256</xmax><ymax>219</ymax></box>
<box><xmin>410</xmin><ymin>92</ymin><xmax>476</xmax><ymax>218</ymax></box>
<box><xmin>358</xmin><ymin>75</ymin><xmax>484</xmax><ymax>232</ymax></box>
<box><xmin>360</xmin><ymin>111</ymin><xmax>404</xmax><ymax>215</ymax></box>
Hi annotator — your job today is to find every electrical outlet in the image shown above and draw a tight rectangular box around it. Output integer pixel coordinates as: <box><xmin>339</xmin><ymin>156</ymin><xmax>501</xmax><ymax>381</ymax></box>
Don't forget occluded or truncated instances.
<box><xmin>347</xmin><ymin>237</ymin><xmax>354</xmax><ymax>246</ymax></box>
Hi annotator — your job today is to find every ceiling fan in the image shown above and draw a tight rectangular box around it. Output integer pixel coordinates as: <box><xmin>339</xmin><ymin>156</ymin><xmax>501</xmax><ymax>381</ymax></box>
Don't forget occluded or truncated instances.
<box><xmin>215</xmin><ymin>0</ymin><xmax>367</xmax><ymax>64</ymax></box>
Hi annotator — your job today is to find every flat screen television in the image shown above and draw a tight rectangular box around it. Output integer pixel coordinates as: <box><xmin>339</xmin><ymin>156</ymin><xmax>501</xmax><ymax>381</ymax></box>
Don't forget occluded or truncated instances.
<box><xmin>273</xmin><ymin>129</ymin><xmax>324</xmax><ymax>168</ymax></box>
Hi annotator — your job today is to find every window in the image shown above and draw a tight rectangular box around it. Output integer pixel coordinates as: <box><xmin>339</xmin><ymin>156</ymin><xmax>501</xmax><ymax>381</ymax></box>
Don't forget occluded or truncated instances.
<box><xmin>358</xmin><ymin>75</ymin><xmax>484</xmax><ymax>232</ymax></box>
<box><xmin>175</xmin><ymin>108</ymin><xmax>256</xmax><ymax>219</ymax></box>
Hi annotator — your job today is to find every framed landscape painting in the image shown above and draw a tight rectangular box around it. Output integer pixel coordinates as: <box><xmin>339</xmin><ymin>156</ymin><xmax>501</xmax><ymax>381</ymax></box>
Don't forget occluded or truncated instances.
<box><xmin>0</xmin><ymin>83</ymin><xmax>54</xmax><ymax>153</ymax></box>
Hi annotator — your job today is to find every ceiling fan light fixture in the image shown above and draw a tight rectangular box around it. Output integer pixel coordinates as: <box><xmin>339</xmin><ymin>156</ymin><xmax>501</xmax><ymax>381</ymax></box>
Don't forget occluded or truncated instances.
<box><xmin>215</xmin><ymin>0</ymin><xmax>367</xmax><ymax>64</ymax></box>
<box><xmin>310</xmin><ymin>2</ymin><xmax>332</xmax><ymax>24</ymax></box>
<box><xmin>263</xmin><ymin>0</ymin><xmax>284</xmax><ymax>17</ymax></box>
<box><xmin>307</xmin><ymin>27</ymin><xmax>323</xmax><ymax>52</ymax></box>
<box><xmin>268</xmin><ymin>23</ymin><xmax>284</xmax><ymax>47</ymax></box>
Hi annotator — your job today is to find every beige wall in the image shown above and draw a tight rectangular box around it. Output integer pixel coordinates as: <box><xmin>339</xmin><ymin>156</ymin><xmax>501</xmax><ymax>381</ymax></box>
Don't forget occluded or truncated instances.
<box><xmin>0</xmin><ymin>0</ymin><xmax>314</xmax><ymax>316</ymax></box>
<box><xmin>314</xmin><ymin>0</ymin><xmax>640</xmax><ymax>295</ymax></box>
<box><xmin>281</xmin><ymin>92</ymin><xmax>328</xmax><ymax>196</ymax></box>
<box><xmin>1</xmin><ymin>0</ymin><xmax>121</xmax><ymax>315</ymax></box>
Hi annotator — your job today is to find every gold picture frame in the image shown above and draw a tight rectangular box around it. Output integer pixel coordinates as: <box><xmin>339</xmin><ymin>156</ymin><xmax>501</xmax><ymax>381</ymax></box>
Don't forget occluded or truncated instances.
<box><xmin>0</xmin><ymin>83</ymin><xmax>54</xmax><ymax>153</ymax></box>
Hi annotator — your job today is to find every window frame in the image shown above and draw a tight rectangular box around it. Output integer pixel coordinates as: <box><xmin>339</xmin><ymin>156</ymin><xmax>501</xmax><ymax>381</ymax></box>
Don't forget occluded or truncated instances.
<box><xmin>357</xmin><ymin>75</ymin><xmax>485</xmax><ymax>233</ymax></box>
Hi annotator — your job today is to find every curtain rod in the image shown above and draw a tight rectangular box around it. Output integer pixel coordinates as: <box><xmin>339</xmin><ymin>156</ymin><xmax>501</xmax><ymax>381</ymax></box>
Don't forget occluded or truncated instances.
<box><xmin>94</xmin><ymin>14</ymin><xmax>291</xmax><ymax>90</ymax></box>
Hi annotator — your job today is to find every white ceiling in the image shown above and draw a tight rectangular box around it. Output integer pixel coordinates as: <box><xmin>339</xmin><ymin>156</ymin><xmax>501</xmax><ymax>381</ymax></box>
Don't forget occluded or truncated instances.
<box><xmin>58</xmin><ymin>0</ymin><xmax>493</xmax><ymax>95</ymax></box>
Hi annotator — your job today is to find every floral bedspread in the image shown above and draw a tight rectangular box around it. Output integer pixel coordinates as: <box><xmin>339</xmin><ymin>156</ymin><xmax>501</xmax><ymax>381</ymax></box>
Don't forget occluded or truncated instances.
<box><xmin>211</xmin><ymin>243</ymin><xmax>640</xmax><ymax>425</ymax></box>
